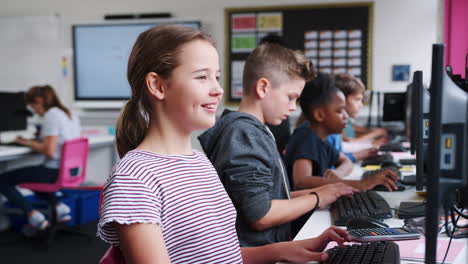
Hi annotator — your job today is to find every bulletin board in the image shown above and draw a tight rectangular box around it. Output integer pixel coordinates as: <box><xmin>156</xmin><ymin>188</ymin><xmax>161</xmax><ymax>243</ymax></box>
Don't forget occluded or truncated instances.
<box><xmin>224</xmin><ymin>3</ymin><xmax>373</xmax><ymax>103</ymax></box>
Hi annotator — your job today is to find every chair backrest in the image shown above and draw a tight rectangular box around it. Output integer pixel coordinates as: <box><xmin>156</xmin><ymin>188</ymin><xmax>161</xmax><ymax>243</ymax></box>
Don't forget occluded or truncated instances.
<box><xmin>57</xmin><ymin>137</ymin><xmax>89</xmax><ymax>188</ymax></box>
<box><xmin>19</xmin><ymin>137</ymin><xmax>89</xmax><ymax>193</ymax></box>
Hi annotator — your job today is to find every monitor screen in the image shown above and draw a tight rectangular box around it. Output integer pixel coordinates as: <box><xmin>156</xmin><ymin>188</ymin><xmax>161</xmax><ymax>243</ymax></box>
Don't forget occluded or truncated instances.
<box><xmin>407</xmin><ymin>71</ymin><xmax>431</xmax><ymax>191</ymax></box>
<box><xmin>72</xmin><ymin>20</ymin><xmax>201</xmax><ymax>101</ymax></box>
<box><xmin>425</xmin><ymin>44</ymin><xmax>468</xmax><ymax>263</ymax></box>
<box><xmin>0</xmin><ymin>92</ymin><xmax>30</xmax><ymax>132</ymax></box>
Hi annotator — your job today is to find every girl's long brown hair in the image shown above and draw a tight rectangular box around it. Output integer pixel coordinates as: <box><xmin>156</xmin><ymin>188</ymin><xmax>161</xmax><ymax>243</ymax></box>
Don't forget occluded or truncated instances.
<box><xmin>25</xmin><ymin>85</ymin><xmax>71</xmax><ymax>118</ymax></box>
<box><xmin>116</xmin><ymin>25</ymin><xmax>215</xmax><ymax>158</ymax></box>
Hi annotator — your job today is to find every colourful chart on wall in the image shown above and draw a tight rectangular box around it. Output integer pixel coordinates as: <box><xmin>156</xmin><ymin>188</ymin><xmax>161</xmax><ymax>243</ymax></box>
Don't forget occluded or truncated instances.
<box><xmin>225</xmin><ymin>4</ymin><xmax>372</xmax><ymax>102</ymax></box>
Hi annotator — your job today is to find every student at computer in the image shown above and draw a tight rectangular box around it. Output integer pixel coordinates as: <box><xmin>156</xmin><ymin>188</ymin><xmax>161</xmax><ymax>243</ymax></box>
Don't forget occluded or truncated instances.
<box><xmin>284</xmin><ymin>73</ymin><xmax>399</xmax><ymax>191</ymax></box>
<box><xmin>0</xmin><ymin>85</ymin><xmax>80</xmax><ymax>232</ymax></box>
<box><xmin>97</xmin><ymin>25</ymin><xmax>352</xmax><ymax>264</ymax></box>
<box><xmin>198</xmin><ymin>43</ymin><xmax>356</xmax><ymax>247</ymax></box>
<box><xmin>337</xmin><ymin>73</ymin><xmax>388</xmax><ymax>147</ymax></box>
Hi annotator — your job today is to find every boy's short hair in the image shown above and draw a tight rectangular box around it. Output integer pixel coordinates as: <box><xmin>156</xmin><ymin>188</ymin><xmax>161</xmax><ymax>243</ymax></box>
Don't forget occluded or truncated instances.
<box><xmin>334</xmin><ymin>73</ymin><xmax>365</xmax><ymax>97</ymax></box>
<box><xmin>242</xmin><ymin>43</ymin><xmax>314</xmax><ymax>96</ymax></box>
<box><xmin>299</xmin><ymin>73</ymin><xmax>341</xmax><ymax>123</ymax></box>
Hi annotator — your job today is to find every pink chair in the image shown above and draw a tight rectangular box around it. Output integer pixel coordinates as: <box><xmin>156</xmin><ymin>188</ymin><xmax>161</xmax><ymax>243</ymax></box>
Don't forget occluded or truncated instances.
<box><xmin>19</xmin><ymin>137</ymin><xmax>91</xmax><ymax>244</ymax></box>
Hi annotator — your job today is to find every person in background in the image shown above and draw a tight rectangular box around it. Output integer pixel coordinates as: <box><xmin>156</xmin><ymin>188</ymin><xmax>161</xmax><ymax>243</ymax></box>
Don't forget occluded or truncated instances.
<box><xmin>337</xmin><ymin>73</ymin><xmax>388</xmax><ymax>147</ymax></box>
<box><xmin>97</xmin><ymin>24</ymin><xmax>352</xmax><ymax>264</ymax></box>
<box><xmin>285</xmin><ymin>73</ymin><xmax>399</xmax><ymax>192</ymax></box>
<box><xmin>0</xmin><ymin>85</ymin><xmax>80</xmax><ymax>233</ymax></box>
<box><xmin>199</xmin><ymin>42</ymin><xmax>356</xmax><ymax>247</ymax></box>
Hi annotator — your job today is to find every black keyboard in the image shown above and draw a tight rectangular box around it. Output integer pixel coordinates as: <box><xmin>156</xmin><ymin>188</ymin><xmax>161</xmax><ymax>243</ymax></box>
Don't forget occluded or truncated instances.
<box><xmin>362</xmin><ymin>153</ymin><xmax>393</xmax><ymax>166</ymax></box>
<box><xmin>362</xmin><ymin>167</ymin><xmax>405</xmax><ymax>192</ymax></box>
<box><xmin>330</xmin><ymin>191</ymin><xmax>393</xmax><ymax>226</ymax></box>
<box><xmin>0</xmin><ymin>142</ymin><xmax>24</xmax><ymax>147</ymax></box>
<box><xmin>321</xmin><ymin>241</ymin><xmax>400</xmax><ymax>264</ymax></box>
<box><xmin>379</xmin><ymin>143</ymin><xmax>407</xmax><ymax>152</ymax></box>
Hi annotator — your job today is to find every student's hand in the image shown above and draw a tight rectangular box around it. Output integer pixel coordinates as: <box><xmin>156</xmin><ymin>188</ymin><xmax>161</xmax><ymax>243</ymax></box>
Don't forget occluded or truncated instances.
<box><xmin>353</xmin><ymin>147</ymin><xmax>378</xmax><ymax>161</ymax></box>
<box><xmin>15</xmin><ymin>136</ymin><xmax>30</xmax><ymax>146</ymax></box>
<box><xmin>312</xmin><ymin>183</ymin><xmax>358</xmax><ymax>208</ymax></box>
<box><xmin>372</xmin><ymin>128</ymin><xmax>388</xmax><ymax>138</ymax></box>
<box><xmin>323</xmin><ymin>169</ymin><xmax>341</xmax><ymax>180</ymax></box>
<box><xmin>361</xmin><ymin>168</ymin><xmax>400</xmax><ymax>191</ymax></box>
<box><xmin>274</xmin><ymin>226</ymin><xmax>351</xmax><ymax>263</ymax></box>
<box><xmin>372</xmin><ymin>136</ymin><xmax>389</xmax><ymax>147</ymax></box>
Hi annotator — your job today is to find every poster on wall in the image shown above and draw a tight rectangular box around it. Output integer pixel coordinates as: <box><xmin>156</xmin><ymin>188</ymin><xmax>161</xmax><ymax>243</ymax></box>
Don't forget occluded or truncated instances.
<box><xmin>303</xmin><ymin>28</ymin><xmax>364</xmax><ymax>79</ymax></box>
<box><xmin>225</xmin><ymin>4</ymin><xmax>371</xmax><ymax>102</ymax></box>
<box><xmin>228</xmin><ymin>11</ymin><xmax>284</xmax><ymax>100</ymax></box>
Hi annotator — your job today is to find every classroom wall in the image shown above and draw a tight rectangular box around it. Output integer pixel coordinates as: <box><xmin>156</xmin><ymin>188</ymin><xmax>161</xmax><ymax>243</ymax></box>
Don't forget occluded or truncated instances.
<box><xmin>0</xmin><ymin>0</ymin><xmax>441</xmax><ymax>107</ymax></box>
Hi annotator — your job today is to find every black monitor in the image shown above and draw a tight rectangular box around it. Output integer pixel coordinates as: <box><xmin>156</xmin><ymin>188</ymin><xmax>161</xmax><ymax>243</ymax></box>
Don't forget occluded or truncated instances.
<box><xmin>383</xmin><ymin>92</ymin><xmax>406</xmax><ymax>122</ymax></box>
<box><xmin>0</xmin><ymin>92</ymin><xmax>30</xmax><ymax>133</ymax></box>
<box><xmin>425</xmin><ymin>44</ymin><xmax>468</xmax><ymax>264</ymax></box>
<box><xmin>407</xmin><ymin>71</ymin><xmax>431</xmax><ymax>191</ymax></box>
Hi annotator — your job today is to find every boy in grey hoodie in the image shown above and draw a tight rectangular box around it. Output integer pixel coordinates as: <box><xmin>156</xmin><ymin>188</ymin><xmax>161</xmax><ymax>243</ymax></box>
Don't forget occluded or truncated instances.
<box><xmin>199</xmin><ymin>43</ymin><xmax>356</xmax><ymax>247</ymax></box>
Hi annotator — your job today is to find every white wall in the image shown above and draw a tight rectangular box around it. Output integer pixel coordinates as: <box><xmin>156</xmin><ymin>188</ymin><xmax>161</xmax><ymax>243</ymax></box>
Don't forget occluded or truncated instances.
<box><xmin>0</xmin><ymin>0</ymin><xmax>441</xmax><ymax>106</ymax></box>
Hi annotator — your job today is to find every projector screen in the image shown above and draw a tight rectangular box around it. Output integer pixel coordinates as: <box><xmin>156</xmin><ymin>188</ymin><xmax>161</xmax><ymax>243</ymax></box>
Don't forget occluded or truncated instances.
<box><xmin>72</xmin><ymin>20</ymin><xmax>201</xmax><ymax>101</ymax></box>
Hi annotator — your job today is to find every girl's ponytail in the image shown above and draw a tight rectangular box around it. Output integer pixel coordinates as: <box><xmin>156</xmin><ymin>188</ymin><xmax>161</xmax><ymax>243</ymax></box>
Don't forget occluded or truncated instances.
<box><xmin>116</xmin><ymin>98</ymin><xmax>147</xmax><ymax>158</ymax></box>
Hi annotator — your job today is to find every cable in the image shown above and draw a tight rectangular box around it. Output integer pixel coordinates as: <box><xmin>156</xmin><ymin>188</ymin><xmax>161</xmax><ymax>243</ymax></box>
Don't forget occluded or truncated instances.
<box><xmin>441</xmin><ymin>213</ymin><xmax>461</xmax><ymax>264</ymax></box>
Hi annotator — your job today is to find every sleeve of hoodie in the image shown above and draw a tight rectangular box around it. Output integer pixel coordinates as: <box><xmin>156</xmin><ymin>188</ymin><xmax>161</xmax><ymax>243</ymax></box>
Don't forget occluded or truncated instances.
<box><xmin>215</xmin><ymin>124</ymin><xmax>275</xmax><ymax>225</ymax></box>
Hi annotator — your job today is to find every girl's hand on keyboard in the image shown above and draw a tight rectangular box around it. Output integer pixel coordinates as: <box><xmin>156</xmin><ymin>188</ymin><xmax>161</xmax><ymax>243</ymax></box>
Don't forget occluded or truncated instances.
<box><xmin>361</xmin><ymin>169</ymin><xmax>399</xmax><ymax>191</ymax></box>
<box><xmin>314</xmin><ymin>183</ymin><xmax>358</xmax><ymax>208</ymax></box>
<box><xmin>274</xmin><ymin>226</ymin><xmax>350</xmax><ymax>263</ymax></box>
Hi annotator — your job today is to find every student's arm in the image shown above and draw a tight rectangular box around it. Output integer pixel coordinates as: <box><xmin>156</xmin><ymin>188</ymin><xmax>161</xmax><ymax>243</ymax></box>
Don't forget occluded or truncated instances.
<box><xmin>115</xmin><ymin>223</ymin><xmax>171</xmax><ymax>264</ymax></box>
<box><xmin>252</xmin><ymin>182</ymin><xmax>354</xmax><ymax>231</ymax></box>
<box><xmin>16</xmin><ymin>135</ymin><xmax>58</xmax><ymax>158</ymax></box>
<box><xmin>328</xmin><ymin>152</ymin><xmax>353</xmax><ymax>178</ymax></box>
<box><xmin>241</xmin><ymin>226</ymin><xmax>351</xmax><ymax>263</ymax></box>
<box><xmin>292</xmin><ymin>159</ymin><xmax>399</xmax><ymax>191</ymax></box>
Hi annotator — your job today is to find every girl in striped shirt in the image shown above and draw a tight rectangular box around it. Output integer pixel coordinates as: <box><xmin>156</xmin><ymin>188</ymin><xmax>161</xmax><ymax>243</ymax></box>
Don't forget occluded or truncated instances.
<box><xmin>98</xmin><ymin>24</ymin><xmax>351</xmax><ymax>264</ymax></box>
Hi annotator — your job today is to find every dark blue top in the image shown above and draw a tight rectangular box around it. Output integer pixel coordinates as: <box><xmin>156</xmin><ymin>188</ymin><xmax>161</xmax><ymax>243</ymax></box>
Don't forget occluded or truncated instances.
<box><xmin>285</xmin><ymin>122</ymin><xmax>340</xmax><ymax>185</ymax></box>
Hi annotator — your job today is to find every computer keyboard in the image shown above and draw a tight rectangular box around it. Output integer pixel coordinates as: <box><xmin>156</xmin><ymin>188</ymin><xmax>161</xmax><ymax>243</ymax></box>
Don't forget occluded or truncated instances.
<box><xmin>379</xmin><ymin>143</ymin><xmax>407</xmax><ymax>152</ymax></box>
<box><xmin>321</xmin><ymin>241</ymin><xmax>400</xmax><ymax>264</ymax></box>
<box><xmin>361</xmin><ymin>153</ymin><xmax>394</xmax><ymax>166</ymax></box>
<box><xmin>330</xmin><ymin>191</ymin><xmax>393</xmax><ymax>226</ymax></box>
<box><xmin>0</xmin><ymin>142</ymin><xmax>24</xmax><ymax>147</ymax></box>
<box><xmin>362</xmin><ymin>167</ymin><xmax>405</xmax><ymax>192</ymax></box>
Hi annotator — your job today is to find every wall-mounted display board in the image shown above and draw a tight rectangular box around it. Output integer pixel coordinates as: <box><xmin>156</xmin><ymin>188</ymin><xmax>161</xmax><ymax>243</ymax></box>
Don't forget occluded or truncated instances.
<box><xmin>224</xmin><ymin>3</ymin><xmax>373</xmax><ymax>102</ymax></box>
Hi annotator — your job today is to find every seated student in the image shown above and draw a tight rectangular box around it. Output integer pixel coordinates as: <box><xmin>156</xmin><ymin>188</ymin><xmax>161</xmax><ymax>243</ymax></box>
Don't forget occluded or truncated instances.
<box><xmin>0</xmin><ymin>85</ymin><xmax>80</xmax><ymax>233</ymax></box>
<box><xmin>98</xmin><ymin>25</ymin><xmax>352</xmax><ymax>264</ymax></box>
<box><xmin>261</xmin><ymin>34</ymin><xmax>291</xmax><ymax>155</ymax></box>
<box><xmin>337</xmin><ymin>73</ymin><xmax>388</xmax><ymax>147</ymax></box>
<box><xmin>199</xmin><ymin>43</ymin><xmax>356</xmax><ymax>247</ymax></box>
<box><xmin>285</xmin><ymin>73</ymin><xmax>399</xmax><ymax>191</ymax></box>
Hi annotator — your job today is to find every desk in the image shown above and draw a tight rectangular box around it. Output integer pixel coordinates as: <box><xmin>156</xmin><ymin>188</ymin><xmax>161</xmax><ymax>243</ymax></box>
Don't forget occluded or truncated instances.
<box><xmin>0</xmin><ymin>134</ymin><xmax>116</xmax><ymax>186</ymax></box>
<box><xmin>294</xmin><ymin>158</ymin><xmax>468</xmax><ymax>263</ymax></box>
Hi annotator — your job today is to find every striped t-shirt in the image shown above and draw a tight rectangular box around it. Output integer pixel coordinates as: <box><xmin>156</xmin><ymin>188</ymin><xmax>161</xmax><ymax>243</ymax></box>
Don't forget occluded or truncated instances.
<box><xmin>98</xmin><ymin>150</ymin><xmax>242</xmax><ymax>263</ymax></box>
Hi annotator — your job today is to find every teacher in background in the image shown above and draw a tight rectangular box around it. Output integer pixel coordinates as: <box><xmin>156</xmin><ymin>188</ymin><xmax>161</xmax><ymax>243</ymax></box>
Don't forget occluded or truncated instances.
<box><xmin>0</xmin><ymin>85</ymin><xmax>81</xmax><ymax>234</ymax></box>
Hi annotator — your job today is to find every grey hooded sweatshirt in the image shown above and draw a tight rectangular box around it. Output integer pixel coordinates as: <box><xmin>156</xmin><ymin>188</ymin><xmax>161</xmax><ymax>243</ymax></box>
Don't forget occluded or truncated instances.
<box><xmin>198</xmin><ymin>110</ymin><xmax>291</xmax><ymax>247</ymax></box>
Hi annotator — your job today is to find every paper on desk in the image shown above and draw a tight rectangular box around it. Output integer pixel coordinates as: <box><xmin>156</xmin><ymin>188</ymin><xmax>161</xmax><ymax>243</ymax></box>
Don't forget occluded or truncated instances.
<box><xmin>395</xmin><ymin>237</ymin><xmax>466</xmax><ymax>263</ymax></box>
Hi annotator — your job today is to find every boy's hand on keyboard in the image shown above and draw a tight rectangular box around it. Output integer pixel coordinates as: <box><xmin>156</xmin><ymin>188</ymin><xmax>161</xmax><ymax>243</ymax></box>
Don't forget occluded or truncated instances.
<box><xmin>361</xmin><ymin>169</ymin><xmax>399</xmax><ymax>191</ymax></box>
<box><xmin>314</xmin><ymin>183</ymin><xmax>358</xmax><ymax>208</ymax></box>
<box><xmin>276</xmin><ymin>226</ymin><xmax>350</xmax><ymax>262</ymax></box>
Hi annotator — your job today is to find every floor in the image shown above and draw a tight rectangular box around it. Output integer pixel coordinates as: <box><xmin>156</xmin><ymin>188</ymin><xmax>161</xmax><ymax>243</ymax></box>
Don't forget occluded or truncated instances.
<box><xmin>0</xmin><ymin>220</ymin><xmax>109</xmax><ymax>264</ymax></box>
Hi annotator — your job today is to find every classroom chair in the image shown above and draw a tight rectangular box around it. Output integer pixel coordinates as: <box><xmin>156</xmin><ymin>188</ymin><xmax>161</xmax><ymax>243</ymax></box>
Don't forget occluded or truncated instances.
<box><xmin>19</xmin><ymin>137</ymin><xmax>92</xmax><ymax>245</ymax></box>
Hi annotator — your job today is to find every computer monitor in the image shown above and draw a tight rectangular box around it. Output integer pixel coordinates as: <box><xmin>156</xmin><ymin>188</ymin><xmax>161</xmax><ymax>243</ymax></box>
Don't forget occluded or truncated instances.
<box><xmin>72</xmin><ymin>20</ymin><xmax>201</xmax><ymax>105</ymax></box>
<box><xmin>425</xmin><ymin>44</ymin><xmax>468</xmax><ymax>264</ymax></box>
<box><xmin>0</xmin><ymin>91</ymin><xmax>31</xmax><ymax>133</ymax></box>
<box><xmin>407</xmin><ymin>71</ymin><xmax>431</xmax><ymax>191</ymax></box>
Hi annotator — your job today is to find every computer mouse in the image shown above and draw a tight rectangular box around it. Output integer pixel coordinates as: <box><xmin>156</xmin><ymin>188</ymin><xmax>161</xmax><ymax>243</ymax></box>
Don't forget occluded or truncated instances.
<box><xmin>345</xmin><ymin>216</ymin><xmax>389</xmax><ymax>230</ymax></box>
<box><xmin>373</xmin><ymin>182</ymin><xmax>406</xmax><ymax>192</ymax></box>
